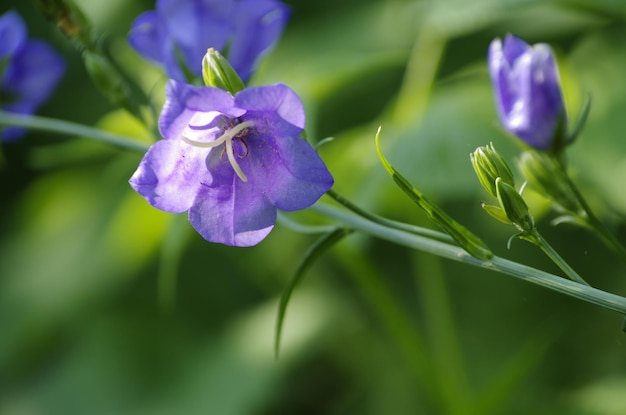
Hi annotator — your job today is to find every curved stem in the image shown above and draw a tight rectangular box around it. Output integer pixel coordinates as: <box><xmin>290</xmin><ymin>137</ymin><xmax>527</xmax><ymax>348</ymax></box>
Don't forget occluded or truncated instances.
<box><xmin>558</xmin><ymin>160</ymin><xmax>626</xmax><ymax>264</ymax></box>
<box><xmin>310</xmin><ymin>202</ymin><xmax>626</xmax><ymax>314</ymax></box>
<box><xmin>0</xmin><ymin>111</ymin><xmax>150</xmax><ymax>153</ymax></box>
<box><xmin>326</xmin><ymin>189</ymin><xmax>454</xmax><ymax>243</ymax></box>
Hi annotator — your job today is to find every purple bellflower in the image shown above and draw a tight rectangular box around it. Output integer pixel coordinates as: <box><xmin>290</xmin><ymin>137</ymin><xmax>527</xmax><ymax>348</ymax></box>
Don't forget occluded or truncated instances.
<box><xmin>0</xmin><ymin>10</ymin><xmax>66</xmax><ymax>141</ymax></box>
<box><xmin>129</xmin><ymin>80</ymin><xmax>334</xmax><ymax>247</ymax></box>
<box><xmin>128</xmin><ymin>0</ymin><xmax>289</xmax><ymax>83</ymax></box>
<box><xmin>488</xmin><ymin>34</ymin><xmax>566</xmax><ymax>150</ymax></box>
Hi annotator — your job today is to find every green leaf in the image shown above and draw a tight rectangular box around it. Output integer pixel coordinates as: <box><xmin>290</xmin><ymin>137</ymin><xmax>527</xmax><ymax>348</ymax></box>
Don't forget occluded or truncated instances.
<box><xmin>274</xmin><ymin>228</ymin><xmax>352</xmax><ymax>358</ymax></box>
<box><xmin>374</xmin><ymin>127</ymin><xmax>493</xmax><ymax>260</ymax></box>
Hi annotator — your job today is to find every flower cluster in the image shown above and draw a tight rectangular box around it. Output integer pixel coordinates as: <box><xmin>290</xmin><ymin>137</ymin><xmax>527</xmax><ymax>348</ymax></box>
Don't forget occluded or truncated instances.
<box><xmin>128</xmin><ymin>0</ymin><xmax>289</xmax><ymax>83</ymax></box>
<box><xmin>488</xmin><ymin>34</ymin><xmax>565</xmax><ymax>150</ymax></box>
<box><xmin>0</xmin><ymin>10</ymin><xmax>65</xmax><ymax>141</ymax></box>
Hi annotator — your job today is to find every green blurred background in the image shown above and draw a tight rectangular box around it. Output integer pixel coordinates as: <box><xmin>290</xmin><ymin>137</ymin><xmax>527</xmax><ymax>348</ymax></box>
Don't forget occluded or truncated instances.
<box><xmin>2</xmin><ymin>0</ymin><xmax>626</xmax><ymax>414</ymax></box>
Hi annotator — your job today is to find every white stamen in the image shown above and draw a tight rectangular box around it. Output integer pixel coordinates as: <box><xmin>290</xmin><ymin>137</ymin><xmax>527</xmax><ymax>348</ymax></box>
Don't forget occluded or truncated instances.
<box><xmin>182</xmin><ymin>120</ymin><xmax>254</xmax><ymax>182</ymax></box>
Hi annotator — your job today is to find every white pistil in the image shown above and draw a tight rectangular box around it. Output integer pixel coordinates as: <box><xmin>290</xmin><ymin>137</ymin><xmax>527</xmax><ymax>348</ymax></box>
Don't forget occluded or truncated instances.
<box><xmin>182</xmin><ymin>120</ymin><xmax>254</xmax><ymax>182</ymax></box>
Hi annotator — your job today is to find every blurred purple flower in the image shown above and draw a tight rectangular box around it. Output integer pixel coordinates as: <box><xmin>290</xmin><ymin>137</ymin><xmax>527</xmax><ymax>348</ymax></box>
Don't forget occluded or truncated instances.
<box><xmin>128</xmin><ymin>0</ymin><xmax>289</xmax><ymax>83</ymax></box>
<box><xmin>130</xmin><ymin>80</ymin><xmax>334</xmax><ymax>246</ymax></box>
<box><xmin>0</xmin><ymin>10</ymin><xmax>66</xmax><ymax>141</ymax></box>
<box><xmin>488</xmin><ymin>34</ymin><xmax>565</xmax><ymax>149</ymax></box>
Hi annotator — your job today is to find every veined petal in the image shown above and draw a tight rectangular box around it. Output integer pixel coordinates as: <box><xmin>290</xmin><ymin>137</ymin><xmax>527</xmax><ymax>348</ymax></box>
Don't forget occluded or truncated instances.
<box><xmin>228</xmin><ymin>0</ymin><xmax>290</xmax><ymax>81</ymax></box>
<box><xmin>237</xmin><ymin>132</ymin><xmax>333</xmax><ymax>211</ymax></box>
<box><xmin>159</xmin><ymin>80</ymin><xmax>244</xmax><ymax>140</ymax></box>
<box><xmin>129</xmin><ymin>139</ymin><xmax>210</xmax><ymax>213</ymax></box>
<box><xmin>189</xmin><ymin>178</ymin><xmax>276</xmax><ymax>246</ymax></box>
<box><xmin>235</xmin><ymin>83</ymin><xmax>304</xmax><ymax>134</ymax></box>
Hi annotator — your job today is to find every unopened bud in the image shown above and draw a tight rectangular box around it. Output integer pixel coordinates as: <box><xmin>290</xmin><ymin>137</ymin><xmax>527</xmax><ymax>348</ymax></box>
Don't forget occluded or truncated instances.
<box><xmin>471</xmin><ymin>143</ymin><xmax>515</xmax><ymax>198</ymax></box>
<box><xmin>496</xmin><ymin>177</ymin><xmax>534</xmax><ymax>232</ymax></box>
<box><xmin>202</xmin><ymin>48</ymin><xmax>244</xmax><ymax>94</ymax></box>
<box><xmin>517</xmin><ymin>150</ymin><xmax>581</xmax><ymax>214</ymax></box>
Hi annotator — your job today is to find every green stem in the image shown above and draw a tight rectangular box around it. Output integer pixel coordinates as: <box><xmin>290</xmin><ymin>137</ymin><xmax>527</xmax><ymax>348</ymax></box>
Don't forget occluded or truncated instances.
<box><xmin>326</xmin><ymin>189</ymin><xmax>454</xmax><ymax>243</ymax></box>
<box><xmin>310</xmin><ymin>202</ymin><xmax>626</xmax><ymax>314</ymax></box>
<box><xmin>0</xmin><ymin>111</ymin><xmax>150</xmax><ymax>153</ymax></box>
<box><xmin>558</xmin><ymin>159</ymin><xmax>626</xmax><ymax>264</ymax></box>
<box><xmin>525</xmin><ymin>230</ymin><xmax>589</xmax><ymax>286</ymax></box>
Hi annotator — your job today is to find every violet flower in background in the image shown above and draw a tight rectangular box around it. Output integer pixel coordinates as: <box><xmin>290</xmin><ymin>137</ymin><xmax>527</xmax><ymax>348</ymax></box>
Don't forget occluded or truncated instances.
<box><xmin>0</xmin><ymin>10</ymin><xmax>66</xmax><ymax>142</ymax></box>
<box><xmin>128</xmin><ymin>0</ymin><xmax>289</xmax><ymax>83</ymax></box>
<box><xmin>129</xmin><ymin>80</ymin><xmax>334</xmax><ymax>247</ymax></box>
<box><xmin>488</xmin><ymin>34</ymin><xmax>566</xmax><ymax>150</ymax></box>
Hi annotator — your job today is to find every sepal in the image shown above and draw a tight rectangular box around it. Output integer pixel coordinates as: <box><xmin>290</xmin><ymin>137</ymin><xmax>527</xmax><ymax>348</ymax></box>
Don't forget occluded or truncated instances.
<box><xmin>496</xmin><ymin>178</ymin><xmax>535</xmax><ymax>232</ymax></box>
<box><xmin>202</xmin><ymin>48</ymin><xmax>245</xmax><ymax>94</ymax></box>
<box><xmin>481</xmin><ymin>203</ymin><xmax>512</xmax><ymax>225</ymax></box>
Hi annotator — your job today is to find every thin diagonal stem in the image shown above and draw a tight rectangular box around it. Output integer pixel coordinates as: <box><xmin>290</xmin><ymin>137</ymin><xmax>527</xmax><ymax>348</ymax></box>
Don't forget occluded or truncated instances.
<box><xmin>0</xmin><ymin>111</ymin><xmax>150</xmax><ymax>153</ymax></box>
<box><xmin>524</xmin><ymin>230</ymin><xmax>589</xmax><ymax>286</ymax></box>
<box><xmin>326</xmin><ymin>189</ymin><xmax>454</xmax><ymax>243</ymax></box>
<box><xmin>310</xmin><ymin>202</ymin><xmax>626</xmax><ymax>315</ymax></box>
<box><xmin>560</xmin><ymin>167</ymin><xmax>626</xmax><ymax>264</ymax></box>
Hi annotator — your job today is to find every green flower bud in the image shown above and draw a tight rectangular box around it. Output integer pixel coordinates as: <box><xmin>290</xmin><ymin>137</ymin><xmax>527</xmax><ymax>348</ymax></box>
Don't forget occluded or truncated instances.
<box><xmin>517</xmin><ymin>150</ymin><xmax>581</xmax><ymax>214</ymax></box>
<box><xmin>496</xmin><ymin>177</ymin><xmax>534</xmax><ymax>232</ymax></box>
<box><xmin>202</xmin><ymin>48</ymin><xmax>245</xmax><ymax>94</ymax></box>
<box><xmin>470</xmin><ymin>143</ymin><xmax>515</xmax><ymax>198</ymax></box>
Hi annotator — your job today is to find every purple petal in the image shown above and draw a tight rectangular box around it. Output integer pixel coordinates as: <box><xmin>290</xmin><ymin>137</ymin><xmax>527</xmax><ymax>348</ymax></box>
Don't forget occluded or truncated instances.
<box><xmin>235</xmin><ymin>84</ymin><xmax>304</xmax><ymax>135</ymax></box>
<box><xmin>2</xmin><ymin>40</ymin><xmax>66</xmax><ymax>106</ymax></box>
<box><xmin>228</xmin><ymin>0</ymin><xmax>290</xmax><ymax>80</ymax></box>
<box><xmin>129</xmin><ymin>139</ymin><xmax>211</xmax><ymax>213</ymax></box>
<box><xmin>250</xmin><ymin>134</ymin><xmax>334</xmax><ymax>211</ymax></box>
<box><xmin>157</xmin><ymin>0</ymin><xmax>234</xmax><ymax>77</ymax></box>
<box><xmin>128</xmin><ymin>11</ymin><xmax>164</xmax><ymax>63</ymax></box>
<box><xmin>0</xmin><ymin>10</ymin><xmax>27</xmax><ymax>60</ymax></box>
<box><xmin>488</xmin><ymin>38</ymin><xmax>515</xmax><ymax>123</ymax></box>
<box><xmin>188</xmin><ymin>178</ymin><xmax>276</xmax><ymax>246</ymax></box>
<box><xmin>524</xmin><ymin>44</ymin><xmax>565</xmax><ymax>148</ymax></box>
<box><xmin>502</xmin><ymin>34</ymin><xmax>530</xmax><ymax>64</ymax></box>
<box><xmin>159</xmin><ymin>80</ymin><xmax>245</xmax><ymax>139</ymax></box>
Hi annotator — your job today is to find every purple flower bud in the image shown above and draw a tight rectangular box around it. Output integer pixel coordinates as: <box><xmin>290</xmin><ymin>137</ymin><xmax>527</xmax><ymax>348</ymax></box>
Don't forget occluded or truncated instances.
<box><xmin>488</xmin><ymin>34</ymin><xmax>565</xmax><ymax>150</ymax></box>
<box><xmin>128</xmin><ymin>0</ymin><xmax>289</xmax><ymax>83</ymax></box>
<box><xmin>0</xmin><ymin>10</ymin><xmax>66</xmax><ymax>141</ymax></box>
<box><xmin>129</xmin><ymin>80</ymin><xmax>334</xmax><ymax>246</ymax></box>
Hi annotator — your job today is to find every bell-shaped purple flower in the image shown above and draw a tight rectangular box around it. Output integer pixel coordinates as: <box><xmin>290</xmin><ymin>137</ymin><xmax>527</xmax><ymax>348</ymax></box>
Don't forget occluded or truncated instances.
<box><xmin>488</xmin><ymin>34</ymin><xmax>566</xmax><ymax>150</ymax></box>
<box><xmin>0</xmin><ymin>10</ymin><xmax>66</xmax><ymax>141</ymax></box>
<box><xmin>129</xmin><ymin>80</ymin><xmax>334</xmax><ymax>247</ymax></box>
<box><xmin>128</xmin><ymin>0</ymin><xmax>289</xmax><ymax>83</ymax></box>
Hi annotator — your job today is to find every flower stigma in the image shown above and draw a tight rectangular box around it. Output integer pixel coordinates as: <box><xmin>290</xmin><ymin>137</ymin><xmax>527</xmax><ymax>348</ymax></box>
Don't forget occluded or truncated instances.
<box><xmin>182</xmin><ymin>120</ymin><xmax>255</xmax><ymax>182</ymax></box>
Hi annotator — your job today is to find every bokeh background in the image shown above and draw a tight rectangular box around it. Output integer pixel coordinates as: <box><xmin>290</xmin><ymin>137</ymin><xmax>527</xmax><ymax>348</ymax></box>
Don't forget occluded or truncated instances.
<box><xmin>2</xmin><ymin>0</ymin><xmax>626</xmax><ymax>414</ymax></box>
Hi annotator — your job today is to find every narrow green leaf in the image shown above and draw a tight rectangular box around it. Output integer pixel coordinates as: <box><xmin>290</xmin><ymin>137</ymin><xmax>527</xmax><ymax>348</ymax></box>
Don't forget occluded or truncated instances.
<box><xmin>274</xmin><ymin>227</ymin><xmax>352</xmax><ymax>358</ymax></box>
<box><xmin>374</xmin><ymin>127</ymin><xmax>492</xmax><ymax>260</ymax></box>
